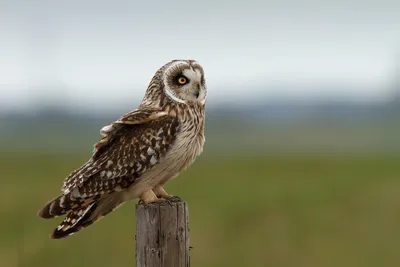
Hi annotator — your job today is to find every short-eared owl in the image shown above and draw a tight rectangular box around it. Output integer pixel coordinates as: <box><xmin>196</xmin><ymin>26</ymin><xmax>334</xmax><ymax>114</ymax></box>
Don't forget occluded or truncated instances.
<box><xmin>38</xmin><ymin>60</ymin><xmax>207</xmax><ymax>239</ymax></box>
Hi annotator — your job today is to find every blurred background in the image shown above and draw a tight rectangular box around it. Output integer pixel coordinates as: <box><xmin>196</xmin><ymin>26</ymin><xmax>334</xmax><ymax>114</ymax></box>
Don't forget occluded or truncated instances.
<box><xmin>1</xmin><ymin>0</ymin><xmax>400</xmax><ymax>266</ymax></box>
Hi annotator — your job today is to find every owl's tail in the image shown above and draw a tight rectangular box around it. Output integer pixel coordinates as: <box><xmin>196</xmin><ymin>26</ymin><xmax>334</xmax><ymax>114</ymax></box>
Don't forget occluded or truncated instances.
<box><xmin>38</xmin><ymin>193</ymin><xmax>97</xmax><ymax>219</ymax></box>
<box><xmin>50</xmin><ymin>194</ymin><xmax>124</xmax><ymax>239</ymax></box>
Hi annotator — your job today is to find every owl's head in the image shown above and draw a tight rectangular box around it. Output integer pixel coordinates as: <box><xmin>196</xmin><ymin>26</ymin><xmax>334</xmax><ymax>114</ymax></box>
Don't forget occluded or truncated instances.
<box><xmin>142</xmin><ymin>60</ymin><xmax>207</xmax><ymax>107</ymax></box>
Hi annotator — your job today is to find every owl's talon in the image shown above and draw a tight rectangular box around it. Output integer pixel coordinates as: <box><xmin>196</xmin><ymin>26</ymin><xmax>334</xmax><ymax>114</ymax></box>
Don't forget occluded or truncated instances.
<box><xmin>166</xmin><ymin>195</ymin><xmax>181</xmax><ymax>202</ymax></box>
<box><xmin>164</xmin><ymin>199</ymin><xmax>174</xmax><ymax>207</ymax></box>
<box><xmin>138</xmin><ymin>199</ymin><xmax>149</xmax><ymax>207</ymax></box>
<box><xmin>158</xmin><ymin>196</ymin><xmax>181</xmax><ymax>206</ymax></box>
<box><xmin>153</xmin><ymin>186</ymin><xmax>182</xmax><ymax>202</ymax></box>
<box><xmin>138</xmin><ymin>199</ymin><xmax>148</xmax><ymax>205</ymax></box>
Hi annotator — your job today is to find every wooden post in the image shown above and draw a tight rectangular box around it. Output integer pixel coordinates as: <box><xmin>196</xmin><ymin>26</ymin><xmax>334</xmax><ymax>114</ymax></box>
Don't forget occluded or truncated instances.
<box><xmin>135</xmin><ymin>201</ymin><xmax>190</xmax><ymax>267</ymax></box>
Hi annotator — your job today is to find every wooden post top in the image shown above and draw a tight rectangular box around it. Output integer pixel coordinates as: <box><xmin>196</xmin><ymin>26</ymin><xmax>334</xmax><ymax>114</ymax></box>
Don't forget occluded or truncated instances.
<box><xmin>135</xmin><ymin>201</ymin><xmax>190</xmax><ymax>267</ymax></box>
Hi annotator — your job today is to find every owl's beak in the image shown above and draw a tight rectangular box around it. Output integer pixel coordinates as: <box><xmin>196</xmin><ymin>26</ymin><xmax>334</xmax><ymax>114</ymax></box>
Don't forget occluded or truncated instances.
<box><xmin>192</xmin><ymin>83</ymin><xmax>201</xmax><ymax>98</ymax></box>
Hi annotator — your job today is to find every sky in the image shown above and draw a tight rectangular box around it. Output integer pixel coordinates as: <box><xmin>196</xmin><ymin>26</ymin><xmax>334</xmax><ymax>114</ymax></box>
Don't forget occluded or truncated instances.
<box><xmin>1</xmin><ymin>0</ymin><xmax>400</xmax><ymax>111</ymax></box>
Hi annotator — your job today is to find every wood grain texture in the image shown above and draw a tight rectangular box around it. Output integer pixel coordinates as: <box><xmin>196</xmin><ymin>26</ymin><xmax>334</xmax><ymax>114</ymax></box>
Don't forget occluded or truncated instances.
<box><xmin>135</xmin><ymin>201</ymin><xmax>190</xmax><ymax>267</ymax></box>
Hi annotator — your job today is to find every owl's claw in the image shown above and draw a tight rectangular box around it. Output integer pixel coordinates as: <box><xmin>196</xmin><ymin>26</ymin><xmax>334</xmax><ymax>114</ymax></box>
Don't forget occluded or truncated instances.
<box><xmin>166</xmin><ymin>195</ymin><xmax>181</xmax><ymax>202</ymax></box>
<box><xmin>139</xmin><ymin>199</ymin><xmax>167</xmax><ymax>208</ymax></box>
<box><xmin>138</xmin><ymin>196</ymin><xmax>181</xmax><ymax>207</ymax></box>
<box><xmin>163</xmin><ymin>198</ymin><xmax>174</xmax><ymax>207</ymax></box>
<box><xmin>159</xmin><ymin>196</ymin><xmax>181</xmax><ymax>206</ymax></box>
<box><xmin>138</xmin><ymin>199</ymin><xmax>151</xmax><ymax>207</ymax></box>
<box><xmin>153</xmin><ymin>186</ymin><xmax>182</xmax><ymax>203</ymax></box>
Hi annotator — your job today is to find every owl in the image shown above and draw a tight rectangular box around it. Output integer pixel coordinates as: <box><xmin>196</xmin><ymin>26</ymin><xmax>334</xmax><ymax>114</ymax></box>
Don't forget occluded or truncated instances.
<box><xmin>38</xmin><ymin>59</ymin><xmax>207</xmax><ymax>239</ymax></box>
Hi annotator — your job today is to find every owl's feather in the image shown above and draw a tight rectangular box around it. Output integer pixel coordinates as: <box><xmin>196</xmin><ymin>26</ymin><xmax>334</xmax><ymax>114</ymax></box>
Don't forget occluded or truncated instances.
<box><xmin>51</xmin><ymin>193</ymin><xmax>123</xmax><ymax>239</ymax></box>
<box><xmin>38</xmin><ymin>109</ymin><xmax>180</xmax><ymax>221</ymax></box>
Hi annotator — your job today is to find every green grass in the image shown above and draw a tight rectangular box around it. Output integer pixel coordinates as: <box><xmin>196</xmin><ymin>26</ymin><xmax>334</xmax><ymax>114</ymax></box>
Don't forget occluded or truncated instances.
<box><xmin>1</xmin><ymin>150</ymin><xmax>400</xmax><ymax>267</ymax></box>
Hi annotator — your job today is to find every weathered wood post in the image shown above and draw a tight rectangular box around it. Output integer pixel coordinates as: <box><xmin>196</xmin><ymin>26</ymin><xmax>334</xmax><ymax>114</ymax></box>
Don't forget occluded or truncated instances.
<box><xmin>135</xmin><ymin>201</ymin><xmax>190</xmax><ymax>267</ymax></box>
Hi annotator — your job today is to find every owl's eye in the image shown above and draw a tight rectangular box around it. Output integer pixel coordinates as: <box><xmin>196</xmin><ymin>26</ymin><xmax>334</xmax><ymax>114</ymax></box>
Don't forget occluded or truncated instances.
<box><xmin>176</xmin><ymin>75</ymin><xmax>189</xmax><ymax>85</ymax></box>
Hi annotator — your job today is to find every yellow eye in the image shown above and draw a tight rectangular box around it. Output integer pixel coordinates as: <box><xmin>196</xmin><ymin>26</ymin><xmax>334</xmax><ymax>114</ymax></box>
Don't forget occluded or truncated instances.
<box><xmin>177</xmin><ymin>76</ymin><xmax>187</xmax><ymax>85</ymax></box>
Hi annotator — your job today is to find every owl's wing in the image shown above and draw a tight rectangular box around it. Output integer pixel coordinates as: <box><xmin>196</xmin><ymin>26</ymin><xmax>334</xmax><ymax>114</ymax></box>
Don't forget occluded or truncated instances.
<box><xmin>93</xmin><ymin>108</ymin><xmax>169</xmax><ymax>159</ymax></box>
<box><xmin>61</xmin><ymin>108</ymin><xmax>179</xmax><ymax>196</ymax></box>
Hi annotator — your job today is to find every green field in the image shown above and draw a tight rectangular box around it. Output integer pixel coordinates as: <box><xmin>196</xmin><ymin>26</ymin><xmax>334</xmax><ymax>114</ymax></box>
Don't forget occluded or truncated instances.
<box><xmin>2</xmin><ymin>150</ymin><xmax>400</xmax><ymax>267</ymax></box>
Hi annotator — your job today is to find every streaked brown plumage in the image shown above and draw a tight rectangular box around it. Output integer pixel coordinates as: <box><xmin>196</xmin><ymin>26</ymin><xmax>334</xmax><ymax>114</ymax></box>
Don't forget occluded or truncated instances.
<box><xmin>38</xmin><ymin>60</ymin><xmax>207</xmax><ymax>239</ymax></box>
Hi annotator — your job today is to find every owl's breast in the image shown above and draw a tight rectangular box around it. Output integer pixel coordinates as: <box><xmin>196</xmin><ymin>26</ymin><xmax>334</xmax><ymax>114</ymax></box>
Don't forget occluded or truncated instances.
<box><xmin>168</xmin><ymin>119</ymin><xmax>205</xmax><ymax>171</ymax></box>
<box><xmin>150</xmin><ymin>104</ymin><xmax>205</xmax><ymax>184</ymax></box>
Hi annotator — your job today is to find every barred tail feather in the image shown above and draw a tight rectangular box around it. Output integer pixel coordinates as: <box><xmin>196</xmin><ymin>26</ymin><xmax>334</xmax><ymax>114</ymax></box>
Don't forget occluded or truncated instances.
<box><xmin>38</xmin><ymin>193</ymin><xmax>96</xmax><ymax>219</ymax></box>
<box><xmin>51</xmin><ymin>194</ymin><xmax>124</xmax><ymax>239</ymax></box>
<box><xmin>51</xmin><ymin>203</ymin><xmax>97</xmax><ymax>239</ymax></box>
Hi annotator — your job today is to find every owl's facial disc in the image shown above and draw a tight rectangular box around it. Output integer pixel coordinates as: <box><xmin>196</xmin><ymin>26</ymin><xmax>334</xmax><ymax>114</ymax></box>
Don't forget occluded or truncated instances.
<box><xmin>178</xmin><ymin>68</ymin><xmax>206</xmax><ymax>101</ymax></box>
<box><xmin>163</xmin><ymin>61</ymin><xmax>207</xmax><ymax>105</ymax></box>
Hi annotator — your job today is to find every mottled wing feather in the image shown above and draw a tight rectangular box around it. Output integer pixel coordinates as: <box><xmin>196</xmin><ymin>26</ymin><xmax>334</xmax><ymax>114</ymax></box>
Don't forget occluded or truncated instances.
<box><xmin>94</xmin><ymin>108</ymin><xmax>167</xmax><ymax>159</ymax></box>
<box><xmin>115</xmin><ymin>108</ymin><xmax>168</xmax><ymax>124</ymax></box>
<box><xmin>61</xmin><ymin>109</ymin><xmax>179</xmax><ymax>196</ymax></box>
